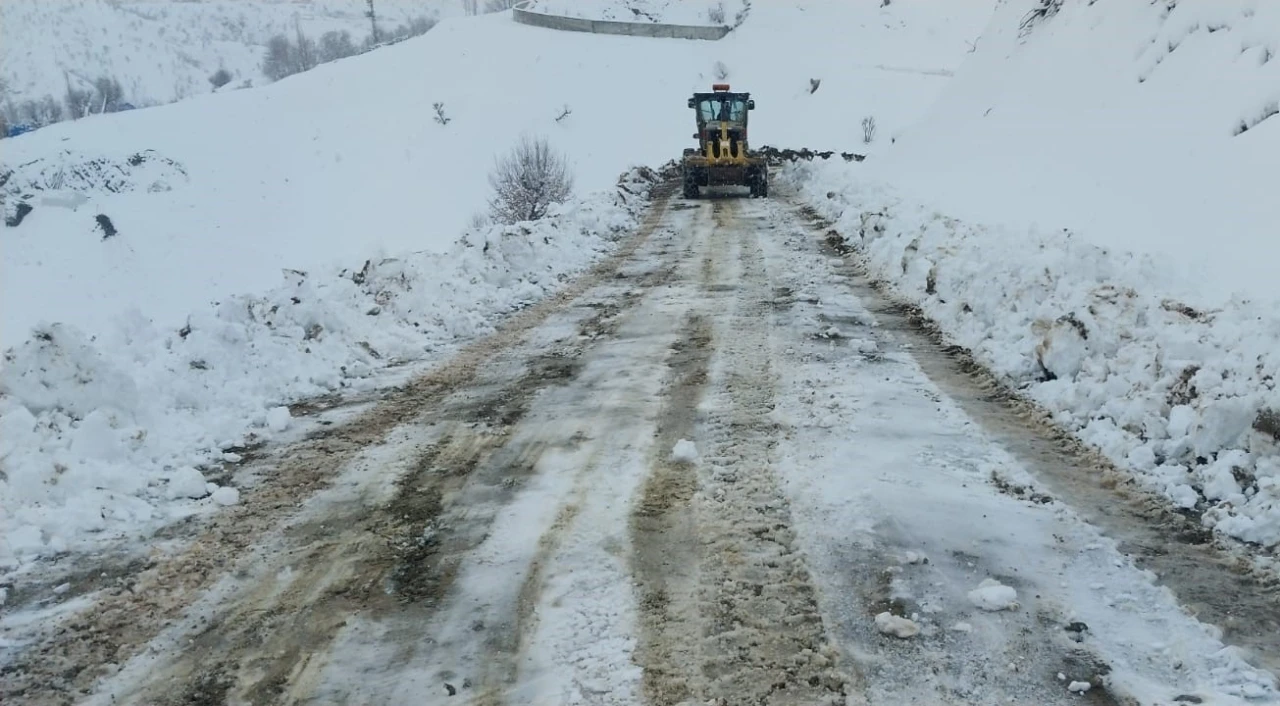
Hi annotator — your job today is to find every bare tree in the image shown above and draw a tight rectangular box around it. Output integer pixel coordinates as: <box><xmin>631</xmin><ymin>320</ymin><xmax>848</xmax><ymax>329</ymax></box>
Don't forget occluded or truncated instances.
<box><xmin>488</xmin><ymin>135</ymin><xmax>574</xmax><ymax>225</ymax></box>
<box><xmin>462</xmin><ymin>0</ymin><xmax>479</xmax><ymax>15</ymax></box>
<box><xmin>366</xmin><ymin>0</ymin><xmax>380</xmax><ymax>44</ymax></box>
<box><xmin>64</xmin><ymin>75</ymin><xmax>93</xmax><ymax>119</ymax></box>
<box><xmin>92</xmin><ymin>76</ymin><xmax>125</xmax><ymax>113</ymax></box>
<box><xmin>39</xmin><ymin>95</ymin><xmax>63</xmax><ymax>124</ymax></box>
<box><xmin>263</xmin><ymin>34</ymin><xmax>297</xmax><ymax>81</ymax></box>
<box><xmin>861</xmin><ymin>115</ymin><xmax>877</xmax><ymax>144</ymax></box>
<box><xmin>294</xmin><ymin>23</ymin><xmax>318</xmax><ymax>72</ymax></box>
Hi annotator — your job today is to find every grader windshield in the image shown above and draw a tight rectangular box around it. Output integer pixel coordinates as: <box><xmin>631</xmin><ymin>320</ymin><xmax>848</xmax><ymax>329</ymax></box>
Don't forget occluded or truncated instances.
<box><xmin>695</xmin><ymin>96</ymin><xmax>748</xmax><ymax>125</ymax></box>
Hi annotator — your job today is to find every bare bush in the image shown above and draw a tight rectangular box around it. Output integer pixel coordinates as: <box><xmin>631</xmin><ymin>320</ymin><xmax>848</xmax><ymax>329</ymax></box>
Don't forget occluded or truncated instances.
<box><xmin>485</xmin><ymin>0</ymin><xmax>518</xmax><ymax>11</ymax></box>
<box><xmin>861</xmin><ymin>115</ymin><xmax>876</xmax><ymax>144</ymax></box>
<box><xmin>708</xmin><ymin>2</ymin><xmax>726</xmax><ymax>24</ymax></box>
<box><xmin>433</xmin><ymin>102</ymin><xmax>451</xmax><ymax>125</ymax></box>
<box><xmin>319</xmin><ymin>30</ymin><xmax>358</xmax><ymax>62</ymax></box>
<box><xmin>488</xmin><ymin>135</ymin><xmax>574</xmax><ymax>225</ymax></box>
<box><xmin>462</xmin><ymin>0</ymin><xmax>479</xmax><ymax>16</ymax></box>
<box><xmin>468</xmin><ymin>211</ymin><xmax>490</xmax><ymax>230</ymax></box>
<box><xmin>209</xmin><ymin>68</ymin><xmax>233</xmax><ymax>89</ymax></box>
<box><xmin>555</xmin><ymin>104</ymin><xmax>572</xmax><ymax>122</ymax></box>
<box><xmin>713</xmin><ymin>61</ymin><xmax>729</xmax><ymax>80</ymax></box>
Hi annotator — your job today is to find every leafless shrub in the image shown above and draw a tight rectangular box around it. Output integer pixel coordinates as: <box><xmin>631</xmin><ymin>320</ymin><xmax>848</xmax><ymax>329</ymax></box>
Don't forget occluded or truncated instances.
<box><xmin>488</xmin><ymin>135</ymin><xmax>574</xmax><ymax>225</ymax></box>
<box><xmin>433</xmin><ymin>102</ymin><xmax>451</xmax><ymax>125</ymax></box>
<box><xmin>485</xmin><ymin>0</ymin><xmax>518</xmax><ymax>11</ymax></box>
<box><xmin>555</xmin><ymin>104</ymin><xmax>572</xmax><ymax>122</ymax></box>
<box><xmin>862</xmin><ymin>115</ymin><xmax>877</xmax><ymax>144</ymax></box>
<box><xmin>708</xmin><ymin>2</ymin><xmax>726</xmax><ymax>24</ymax></box>
<box><xmin>209</xmin><ymin>68</ymin><xmax>233</xmax><ymax>89</ymax></box>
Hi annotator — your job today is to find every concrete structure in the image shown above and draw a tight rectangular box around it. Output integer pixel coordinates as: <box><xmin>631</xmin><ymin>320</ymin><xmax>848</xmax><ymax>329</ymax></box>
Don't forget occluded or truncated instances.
<box><xmin>511</xmin><ymin>1</ymin><xmax>731</xmax><ymax>40</ymax></box>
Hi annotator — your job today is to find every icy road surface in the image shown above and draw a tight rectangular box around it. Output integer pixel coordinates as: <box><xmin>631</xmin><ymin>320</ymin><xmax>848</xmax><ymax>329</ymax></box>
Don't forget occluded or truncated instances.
<box><xmin>3</xmin><ymin>185</ymin><xmax>1278</xmax><ymax>706</ymax></box>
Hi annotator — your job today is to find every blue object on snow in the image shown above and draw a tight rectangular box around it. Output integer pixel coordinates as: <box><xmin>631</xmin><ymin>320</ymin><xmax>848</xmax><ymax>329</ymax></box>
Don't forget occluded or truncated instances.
<box><xmin>5</xmin><ymin>124</ymin><xmax>35</xmax><ymax>138</ymax></box>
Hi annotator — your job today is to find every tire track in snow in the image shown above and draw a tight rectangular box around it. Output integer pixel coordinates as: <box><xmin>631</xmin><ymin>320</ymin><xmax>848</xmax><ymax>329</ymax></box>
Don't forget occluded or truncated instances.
<box><xmin>631</xmin><ymin>198</ymin><xmax>849</xmax><ymax>706</ymax></box>
<box><xmin>631</xmin><ymin>313</ymin><xmax>714</xmax><ymax>706</ymax></box>
<box><xmin>694</xmin><ymin>200</ymin><xmax>849</xmax><ymax>705</ymax></box>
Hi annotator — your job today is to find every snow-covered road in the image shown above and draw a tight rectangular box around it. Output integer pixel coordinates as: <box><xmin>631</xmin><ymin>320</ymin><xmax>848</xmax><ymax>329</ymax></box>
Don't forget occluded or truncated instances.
<box><xmin>3</xmin><ymin>186</ymin><xmax>1277</xmax><ymax>706</ymax></box>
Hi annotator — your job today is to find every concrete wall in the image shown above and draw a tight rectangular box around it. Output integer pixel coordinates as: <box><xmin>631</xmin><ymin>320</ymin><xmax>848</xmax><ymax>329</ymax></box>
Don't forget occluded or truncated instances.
<box><xmin>511</xmin><ymin>2</ymin><xmax>730</xmax><ymax>41</ymax></box>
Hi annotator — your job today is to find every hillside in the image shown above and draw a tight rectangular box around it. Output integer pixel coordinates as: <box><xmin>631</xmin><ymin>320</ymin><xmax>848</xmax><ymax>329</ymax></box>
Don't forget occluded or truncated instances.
<box><xmin>0</xmin><ymin>0</ymin><xmax>461</xmax><ymax>109</ymax></box>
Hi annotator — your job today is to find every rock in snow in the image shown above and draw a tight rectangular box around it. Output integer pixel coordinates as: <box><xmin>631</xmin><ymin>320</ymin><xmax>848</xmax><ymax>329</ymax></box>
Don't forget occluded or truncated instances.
<box><xmin>671</xmin><ymin>439</ymin><xmax>699</xmax><ymax>463</ymax></box>
<box><xmin>874</xmin><ymin>611</ymin><xmax>921</xmax><ymax>638</ymax></box>
<box><xmin>968</xmin><ymin>578</ymin><xmax>1018</xmax><ymax>611</ymax></box>
<box><xmin>211</xmin><ymin>486</ymin><xmax>241</xmax><ymax>507</ymax></box>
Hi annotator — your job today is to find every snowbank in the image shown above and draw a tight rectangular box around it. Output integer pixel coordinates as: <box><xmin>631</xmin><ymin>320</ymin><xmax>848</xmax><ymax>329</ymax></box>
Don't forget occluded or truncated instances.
<box><xmin>788</xmin><ymin>163</ymin><xmax>1280</xmax><ymax>549</ymax></box>
<box><xmin>0</xmin><ymin>167</ymin><xmax>660</xmax><ymax>567</ymax></box>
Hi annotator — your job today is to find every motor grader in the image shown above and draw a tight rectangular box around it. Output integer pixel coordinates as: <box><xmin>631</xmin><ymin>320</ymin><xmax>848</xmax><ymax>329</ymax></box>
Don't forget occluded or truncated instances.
<box><xmin>681</xmin><ymin>84</ymin><xmax>768</xmax><ymax>199</ymax></box>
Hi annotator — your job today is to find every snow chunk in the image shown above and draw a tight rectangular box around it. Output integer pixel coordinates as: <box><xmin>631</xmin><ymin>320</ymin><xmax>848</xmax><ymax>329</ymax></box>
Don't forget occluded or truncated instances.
<box><xmin>874</xmin><ymin>611</ymin><xmax>920</xmax><ymax>638</ymax></box>
<box><xmin>1067</xmin><ymin>681</ymin><xmax>1091</xmax><ymax>693</ymax></box>
<box><xmin>967</xmin><ymin>578</ymin><xmax>1018</xmax><ymax>611</ymax></box>
<box><xmin>211</xmin><ymin>486</ymin><xmax>241</xmax><ymax>507</ymax></box>
<box><xmin>671</xmin><ymin>439</ymin><xmax>699</xmax><ymax>463</ymax></box>
<box><xmin>951</xmin><ymin>622</ymin><xmax>973</xmax><ymax>633</ymax></box>
<box><xmin>167</xmin><ymin>466</ymin><xmax>209</xmax><ymax>499</ymax></box>
<box><xmin>266</xmin><ymin>406</ymin><xmax>293</xmax><ymax>433</ymax></box>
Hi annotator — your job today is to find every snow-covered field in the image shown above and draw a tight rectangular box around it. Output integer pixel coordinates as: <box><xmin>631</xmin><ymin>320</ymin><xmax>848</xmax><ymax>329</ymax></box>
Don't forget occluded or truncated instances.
<box><xmin>787</xmin><ymin>0</ymin><xmax>1280</xmax><ymax>550</ymax></box>
<box><xmin>0</xmin><ymin>0</ymin><xmax>462</xmax><ymax>107</ymax></box>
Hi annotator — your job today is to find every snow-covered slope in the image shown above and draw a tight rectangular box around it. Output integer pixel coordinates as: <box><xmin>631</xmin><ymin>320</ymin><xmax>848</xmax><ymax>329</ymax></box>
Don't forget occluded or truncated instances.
<box><xmin>874</xmin><ymin>0</ymin><xmax>1280</xmax><ymax>306</ymax></box>
<box><xmin>790</xmin><ymin>0</ymin><xmax>1280</xmax><ymax>549</ymax></box>
<box><xmin>0</xmin><ymin>2</ymin><xmax>997</xmax><ymax>563</ymax></box>
<box><xmin>0</xmin><ymin>0</ymin><xmax>461</xmax><ymax>106</ymax></box>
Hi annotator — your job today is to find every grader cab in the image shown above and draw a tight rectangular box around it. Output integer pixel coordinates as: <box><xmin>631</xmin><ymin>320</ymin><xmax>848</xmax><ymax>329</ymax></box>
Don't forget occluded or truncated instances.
<box><xmin>681</xmin><ymin>84</ymin><xmax>768</xmax><ymax>199</ymax></box>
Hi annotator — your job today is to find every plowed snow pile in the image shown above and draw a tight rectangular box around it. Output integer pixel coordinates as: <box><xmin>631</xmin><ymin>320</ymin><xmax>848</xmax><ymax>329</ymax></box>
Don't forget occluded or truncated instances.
<box><xmin>791</xmin><ymin>0</ymin><xmax>1280</xmax><ymax>551</ymax></box>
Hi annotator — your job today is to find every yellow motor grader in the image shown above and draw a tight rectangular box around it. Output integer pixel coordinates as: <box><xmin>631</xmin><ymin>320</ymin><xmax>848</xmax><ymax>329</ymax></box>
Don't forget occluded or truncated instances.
<box><xmin>681</xmin><ymin>83</ymin><xmax>768</xmax><ymax>199</ymax></box>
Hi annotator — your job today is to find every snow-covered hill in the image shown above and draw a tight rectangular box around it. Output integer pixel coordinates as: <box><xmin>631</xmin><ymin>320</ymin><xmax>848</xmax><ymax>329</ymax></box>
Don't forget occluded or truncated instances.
<box><xmin>0</xmin><ymin>0</ymin><xmax>462</xmax><ymax>107</ymax></box>
<box><xmin>0</xmin><ymin>1</ymin><xmax>998</xmax><ymax>563</ymax></box>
